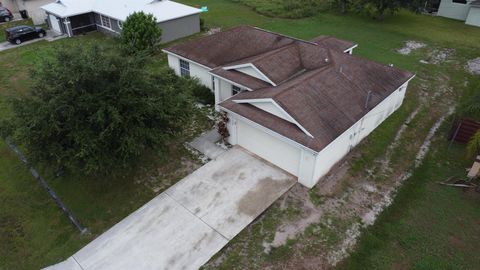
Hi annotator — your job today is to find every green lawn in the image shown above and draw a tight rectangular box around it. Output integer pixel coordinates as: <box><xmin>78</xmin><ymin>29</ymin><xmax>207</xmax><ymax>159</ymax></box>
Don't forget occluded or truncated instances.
<box><xmin>340</xmin><ymin>142</ymin><xmax>480</xmax><ymax>269</ymax></box>
<box><xmin>1</xmin><ymin>1</ymin><xmax>480</xmax><ymax>269</ymax></box>
<box><xmin>0</xmin><ymin>34</ymin><xmax>212</xmax><ymax>269</ymax></box>
<box><xmin>183</xmin><ymin>1</ymin><xmax>479</xmax><ymax>269</ymax></box>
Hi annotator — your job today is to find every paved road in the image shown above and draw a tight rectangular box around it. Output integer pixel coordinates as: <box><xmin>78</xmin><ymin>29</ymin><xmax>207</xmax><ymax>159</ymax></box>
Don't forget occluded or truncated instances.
<box><xmin>45</xmin><ymin>147</ymin><xmax>295</xmax><ymax>270</ymax></box>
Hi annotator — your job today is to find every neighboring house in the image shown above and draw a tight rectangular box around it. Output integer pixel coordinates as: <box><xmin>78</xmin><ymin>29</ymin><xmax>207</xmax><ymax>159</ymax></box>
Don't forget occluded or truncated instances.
<box><xmin>163</xmin><ymin>26</ymin><xmax>414</xmax><ymax>188</ymax></box>
<box><xmin>438</xmin><ymin>0</ymin><xmax>480</xmax><ymax>27</ymax></box>
<box><xmin>40</xmin><ymin>0</ymin><xmax>201</xmax><ymax>42</ymax></box>
<box><xmin>1</xmin><ymin>0</ymin><xmax>55</xmax><ymax>24</ymax></box>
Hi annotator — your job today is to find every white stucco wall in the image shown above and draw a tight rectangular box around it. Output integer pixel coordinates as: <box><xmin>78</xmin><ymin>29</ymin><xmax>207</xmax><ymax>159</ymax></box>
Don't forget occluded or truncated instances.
<box><xmin>216</xmin><ymin>78</ymin><xmax>234</xmax><ymax>103</ymax></box>
<box><xmin>438</xmin><ymin>0</ymin><xmax>472</xmax><ymax>20</ymax></box>
<box><xmin>1</xmin><ymin>0</ymin><xmax>19</xmax><ymax>13</ymax></box>
<box><xmin>226</xmin><ymin>112</ymin><xmax>317</xmax><ymax>184</ymax></box>
<box><xmin>307</xmin><ymin>82</ymin><xmax>409</xmax><ymax>188</ymax></box>
<box><xmin>1</xmin><ymin>0</ymin><xmax>53</xmax><ymax>24</ymax></box>
<box><xmin>223</xmin><ymin>80</ymin><xmax>410</xmax><ymax>188</ymax></box>
<box><xmin>251</xmin><ymin>102</ymin><xmax>293</xmax><ymax>123</ymax></box>
<box><xmin>22</xmin><ymin>0</ymin><xmax>54</xmax><ymax>24</ymax></box>
<box><xmin>235</xmin><ymin>66</ymin><xmax>269</xmax><ymax>82</ymax></box>
<box><xmin>466</xmin><ymin>6</ymin><xmax>480</xmax><ymax>26</ymax></box>
<box><xmin>233</xmin><ymin>118</ymin><xmax>302</xmax><ymax>176</ymax></box>
<box><xmin>166</xmin><ymin>54</ymin><xmax>212</xmax><ymax>88</ymax></box>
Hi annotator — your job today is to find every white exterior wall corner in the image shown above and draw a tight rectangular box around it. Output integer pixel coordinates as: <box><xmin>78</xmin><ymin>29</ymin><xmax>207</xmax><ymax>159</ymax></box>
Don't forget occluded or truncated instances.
<box><xmin>438</xmin><ymin>0</ymin><xmax>472</xmax><ymax>20</ymax></box>
<box><xmin>309</xmin><ymin>80</ymin><xmax>412</xmax><ymax>188</ymax></box>
<box><xmin>158</xmin><ymin>14</ymin><xmax>200</xmax><ymax>43</ymax></box>
<box><xmin>466</xmin><ymin>7</ymin><xmax>480</xmax><ymax>26</ymax></box>
<box><xmin>224</xmin><ymin>111</ymin><xmax>317</xmax><ymax>186</ymax></box>
<box><xmin>234</xmin><ymin>118</ymin><xmax>302</xmax><ymax>176</ymax></box>
<box><xmin>221</xmin><ymin>78</ymin><xmax>412</xmax><ymax>188</ymax></box>
<box><xmin>164</xmin><ymin>53</ymin><xmax>212</xmax><ymax>88</ymax></box>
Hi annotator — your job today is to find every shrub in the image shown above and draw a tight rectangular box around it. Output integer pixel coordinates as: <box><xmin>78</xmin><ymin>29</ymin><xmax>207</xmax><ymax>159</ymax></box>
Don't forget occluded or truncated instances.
<box><xmin>191</xmin><ymin>82</ymin><xmax>215</xmax><ymax>105</ymax></box>
<box><xmin>467</xmin><ymin>131</ymin><xmax>480</xmax><ymax>157</ymax></box>
<box><xmin>200</xmin><ymin>18</ymin><xmax>207</xmax><ymax>31</ymax></box>
<box><xmin>7</xmin><ymin>44</ymin><xmax>194</xmax><ymax>175</ymax></box>
<box><xmin>120</xmin><ymin>12</ymin><xmax>162</xmax><ymax>55</ymax></box>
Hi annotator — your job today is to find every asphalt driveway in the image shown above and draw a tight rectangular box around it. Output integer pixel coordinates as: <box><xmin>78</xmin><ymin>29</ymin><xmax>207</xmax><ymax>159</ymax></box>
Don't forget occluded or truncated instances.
<box><xmin>45</xmin><ymin>147</ymin><xmax>295</xmax><ymax>270</ymax></box>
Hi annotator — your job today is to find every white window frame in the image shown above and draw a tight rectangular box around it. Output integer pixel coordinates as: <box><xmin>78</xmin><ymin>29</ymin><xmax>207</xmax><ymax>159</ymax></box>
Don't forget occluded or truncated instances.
<box><xmin>179</xmin><ymin>59</ymin><xmax>190</xmax><ymax>77</ymax></box>
<box><xmin>118</xmin><ymin>20</ymin><xmax>123</xmax><ymax>30</ymax></box>
<box><xmin>100</xmin><ymin>15</ymin><xmax>111</xmax><ymax>29</ymax></box>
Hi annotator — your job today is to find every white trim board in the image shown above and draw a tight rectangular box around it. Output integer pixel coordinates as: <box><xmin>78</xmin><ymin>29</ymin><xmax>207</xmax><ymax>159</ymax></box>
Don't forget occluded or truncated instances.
<box><xmin>223</xmin><ymin>63</ymin><xmax>277</xmax><ymax>86</ymax></box>
<box><xmin>344</xmin><ymin>44</ymin><xmax>358</xmax><ymax>53</ymax></box>
<box><xmin>220</xmin><ymin>106</ymin><xmax>318</xmax><ymax>155</ymax></box>
<box><xmin>233</xmin><ymin>98</ymin><xmax>314</xmax><ymax>138</ymax></box>
<box><xmin>162</xmin><ymin>50</ymin><xmax>213</xmax><ymax>71</ymax></box>
<box><xmin>209</xmin><ymin>73</ymin><xmax>253</xmax><ymax>92</ymax></box>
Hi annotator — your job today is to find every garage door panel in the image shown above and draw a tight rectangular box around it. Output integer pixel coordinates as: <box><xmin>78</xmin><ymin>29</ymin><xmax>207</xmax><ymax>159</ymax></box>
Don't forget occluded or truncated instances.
<box><xmin>237</xmin><ymin>121</ymin><xmax>300</xmax><ymax>176</ymax></box>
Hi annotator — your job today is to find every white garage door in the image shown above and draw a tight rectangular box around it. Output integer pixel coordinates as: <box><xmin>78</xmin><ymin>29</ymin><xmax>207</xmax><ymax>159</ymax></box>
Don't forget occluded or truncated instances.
<box><xmin>236</xmin><ymin>120</ymin><xmax>301</xmax><ymax>176</ymax></box>
<box><xmin>49</xmin><ymin>14</ymin><xmax>61</xmax><ymax>33</ymax></box>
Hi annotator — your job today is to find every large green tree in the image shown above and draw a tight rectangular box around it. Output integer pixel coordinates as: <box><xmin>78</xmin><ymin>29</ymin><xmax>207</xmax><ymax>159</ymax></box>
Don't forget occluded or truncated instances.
<box><xmin>8</xmin><ymin>44</ymin><xmax>193</xmax><ymax>174</ymax></box>
<box><xmin>120</xmin><ymin>11</ymin><xmax>162</xmax><ymax>55</ymax></box>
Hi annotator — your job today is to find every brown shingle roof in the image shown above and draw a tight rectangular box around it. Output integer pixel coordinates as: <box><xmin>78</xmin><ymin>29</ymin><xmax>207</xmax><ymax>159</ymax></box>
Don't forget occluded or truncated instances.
<box><xmin>164</xmin><ymin>26</ymin><xmax>300</xmax><ymax>68</ymax></box>
<box><xmin>220</xmin><ymin>49</ymin><xmax>414</xmax><ymax>152</ymax></box>
<box><xmin>165</xmin><ymin>26</ymin><xmax>414</xmax><ymax>152</ymax></box>
<box><xmin>210</xmin><ymin>68</ymin><xmax>271</xmax><ymax>90</ymax></box>
<box><xmin>310</xmin><ymin>36</ymin><xmax>356</xmax><ymax>52</ymax></box>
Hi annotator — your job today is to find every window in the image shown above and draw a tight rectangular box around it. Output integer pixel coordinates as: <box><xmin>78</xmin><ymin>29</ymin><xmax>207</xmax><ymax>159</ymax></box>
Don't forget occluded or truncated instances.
<box><xmin>100</xmin><ymin>15</ymin><xmax>111</xmax><ymax>29</ymax></box>
<box><xmin>118</xmin><ymin>20</ymin><xmax>123</xmax><ymax>30</ymax></box>
<box><xmin>179</xmin><ymin>59</ymin><xmax>190</xmax><ymax>77</ymax></box>
<box><xmin>211</xmin><ymin>76</ymin><xmax>215</xmax><ymax>90</ymax></box>
<box><xmin>453</xmin><ymin>0</ymin><xmax>467</xmax><ymax>3</ymax></box>
<box><xmin>232</xmin><ymin>85</ymin><xmax>242</xmax><ymax>95</ymax></box>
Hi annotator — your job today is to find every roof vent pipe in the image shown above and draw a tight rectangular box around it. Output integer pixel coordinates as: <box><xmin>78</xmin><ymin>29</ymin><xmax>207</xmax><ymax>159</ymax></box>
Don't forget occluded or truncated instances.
<box><xmin>364</xmin><ymin>91</ymin><xmax>372</xmax><ymax>109</ymax></box>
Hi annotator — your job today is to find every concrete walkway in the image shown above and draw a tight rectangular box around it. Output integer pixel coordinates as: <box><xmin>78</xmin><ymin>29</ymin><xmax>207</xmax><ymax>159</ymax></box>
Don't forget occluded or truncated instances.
<box><xmin>188</xmin><ymin>129</ymin><xmax>226</xmax><ymax>160</ymax></box>
<box><xmin>45</xmin><ymin>147</ymin><xmax>295</xmax><ymax>270</ymax></box>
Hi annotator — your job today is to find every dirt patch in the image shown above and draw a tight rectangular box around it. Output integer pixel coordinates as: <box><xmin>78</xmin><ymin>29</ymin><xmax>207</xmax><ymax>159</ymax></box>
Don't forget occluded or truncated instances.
<box><xmin>261</xmin><ymin>103</ymin><xmax>455</xmax><ymax>268</ymax></box>
<box><xmin>205</xmin><ymin>27</ymin><xmax>222</xmax><ymax>35</ymax></box>
<box><xmin>466</xmin><ymin>57</ymin><xmax>480</xmax><ymax>75</ymax></box>
<box><xmin>426</xmin><ymin>48</ymin><xmax>455</xmax><ymax>65</ymax></box>
<box><xmin>448</xmin><ymin>235</ymin><xmax>466</xmax><ymax>249</ymax></box>
<box><xmin>138</xmin><ymin>156</ymin><xmax>202</xmax><ymax>193</ymax></box>
<box><xmin>397</xmin><ymin>41</ymin><xmax>426</xmax><ymax>55</ymax></box>
<box><xmin>237</xmin><ymin>177</ymin><xmax>292</xmax><ymax>217</ymax></box>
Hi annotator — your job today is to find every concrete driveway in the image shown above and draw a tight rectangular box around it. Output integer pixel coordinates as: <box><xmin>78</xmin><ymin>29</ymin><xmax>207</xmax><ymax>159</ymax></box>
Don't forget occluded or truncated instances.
<box><xmin>45</xmin><ymin>147</ymin><xmax>295</xmax><ymax>270</ymax></box>
<box><xmin>0</xmin><ymin>30</ymin><xmax>65</xmax><ymax>52</ymax></box>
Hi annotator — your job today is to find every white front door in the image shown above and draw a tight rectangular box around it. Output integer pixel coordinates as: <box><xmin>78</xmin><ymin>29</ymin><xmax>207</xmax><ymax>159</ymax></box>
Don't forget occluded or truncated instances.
<box><xmin>49</xmin><ymin>14</ymin><xmax>61</xmax><ymax>33</ymax></box>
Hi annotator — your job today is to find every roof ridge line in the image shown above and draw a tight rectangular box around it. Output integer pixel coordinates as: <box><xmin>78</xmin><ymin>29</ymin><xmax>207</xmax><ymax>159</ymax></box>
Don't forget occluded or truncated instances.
<box><xmin>251</xmin><ymin>43</ymin><xmax>298</xmax><ymax>64</ymax></box>
<box><xmin>252</xmin><ymin>26</ymin><xmax>318</xmax><ymax>46</ymax></box>
<box><xmin>274</xmin><ymin>62</ymin><xmax>333</xmax><ymax>97</ymax></box>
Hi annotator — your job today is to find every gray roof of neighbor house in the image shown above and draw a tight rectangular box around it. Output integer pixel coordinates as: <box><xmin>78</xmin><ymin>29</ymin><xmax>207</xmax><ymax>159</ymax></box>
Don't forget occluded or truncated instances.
<box><xmin>41</xmin><ymin>0</ymin><xmax>200</xmax><ymax>21</ymax></box>
<box><xmin>164</xmin><ymin>26</ymin><xmax>414</xmax><ymax>153</ymax></box>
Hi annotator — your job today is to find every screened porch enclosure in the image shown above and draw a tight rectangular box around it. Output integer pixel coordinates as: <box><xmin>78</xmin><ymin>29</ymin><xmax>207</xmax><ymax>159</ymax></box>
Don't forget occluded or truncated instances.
<box><xmin>70</xmin><ymin>13</ymin><xmax>97</xmax><ymax>35</ymax></box>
